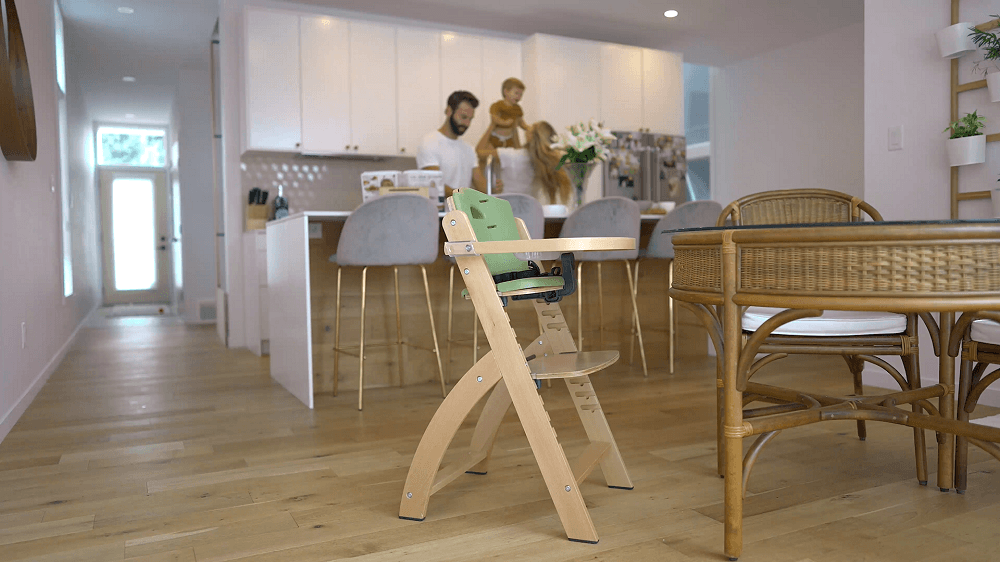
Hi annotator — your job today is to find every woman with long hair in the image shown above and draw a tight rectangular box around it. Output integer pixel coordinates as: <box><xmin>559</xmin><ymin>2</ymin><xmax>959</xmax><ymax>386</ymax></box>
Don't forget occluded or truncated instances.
<box><xmin>476</xmin><ymin>120</ymin><xmax>573</xmax><ymax>206</ymax></box>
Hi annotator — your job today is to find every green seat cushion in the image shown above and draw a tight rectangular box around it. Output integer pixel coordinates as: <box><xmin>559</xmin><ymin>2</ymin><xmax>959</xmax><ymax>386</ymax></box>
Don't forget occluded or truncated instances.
<box><xmin>462</xmin><ymin>276</ymin><xmax>565</xmax><ymax>297</ymax></box>
<box><xmin>450</xmin><ymin>189</ymin><xmax>530</xmax><ymax>277</ymax></box>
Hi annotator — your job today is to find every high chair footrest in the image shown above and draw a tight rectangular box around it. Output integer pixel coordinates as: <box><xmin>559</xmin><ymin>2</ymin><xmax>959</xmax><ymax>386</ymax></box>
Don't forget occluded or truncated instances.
<box><xmin>527</xmin><ymin>351</ymin><xmax>619</xmax><ymax>380</ymax></box>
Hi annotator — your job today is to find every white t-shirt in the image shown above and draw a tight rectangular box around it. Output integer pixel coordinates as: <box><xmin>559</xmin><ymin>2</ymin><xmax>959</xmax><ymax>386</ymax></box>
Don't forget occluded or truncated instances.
<box><xmin>496</xmin><ymin>148</ymin><xmax>571</xmax><ymax>207</ymax></box>
<box><xmin>415</xmin><ymin>131</ymin><xmax>477</xmax><ymax>190</ymax></box>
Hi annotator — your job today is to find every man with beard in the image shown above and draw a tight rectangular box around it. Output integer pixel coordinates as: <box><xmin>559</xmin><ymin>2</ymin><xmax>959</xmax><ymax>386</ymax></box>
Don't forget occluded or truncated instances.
<box><xmin>417</xmin><ymin>90</ymin><xmax>486</xmax><ymax>196</ymax></box>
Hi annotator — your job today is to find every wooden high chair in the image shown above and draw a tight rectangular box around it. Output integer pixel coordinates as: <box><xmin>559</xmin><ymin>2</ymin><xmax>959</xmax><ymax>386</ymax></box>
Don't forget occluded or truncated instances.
<box><xmin>398</xmin><ymin>189</ymin><xmax>634</xmax><ymax>543</ymax></box>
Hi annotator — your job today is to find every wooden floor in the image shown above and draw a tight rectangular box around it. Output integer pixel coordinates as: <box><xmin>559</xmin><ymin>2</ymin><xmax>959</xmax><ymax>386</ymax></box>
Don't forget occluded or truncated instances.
<box><xmin>2</xmin><ymin>307</ymin><xmax>1000</xmax><ymax>561</ymax></box>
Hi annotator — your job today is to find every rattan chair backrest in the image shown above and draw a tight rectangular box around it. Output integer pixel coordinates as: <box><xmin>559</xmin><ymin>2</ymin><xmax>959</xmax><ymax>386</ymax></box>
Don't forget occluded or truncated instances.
<box><xmin>716</xmin><ymin>188</ymin><xmax>883</xmax><ymax>227</ymax></box>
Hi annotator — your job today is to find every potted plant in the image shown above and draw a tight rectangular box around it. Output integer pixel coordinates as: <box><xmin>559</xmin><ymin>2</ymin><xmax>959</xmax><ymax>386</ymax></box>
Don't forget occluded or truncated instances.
<box><xmin>944</xmin><ymin>110</ymin><xmax>986</xmax><ymax>166</ymax></box>
<box><xmin>969</xmin><ymin>16</ymin><xmax>1000</xmax><ymax>102</ymax></box>
<box><xmin>938</xmin><ymin>21</ymin><xmax>978</xmax><ymax>58</ymax></box>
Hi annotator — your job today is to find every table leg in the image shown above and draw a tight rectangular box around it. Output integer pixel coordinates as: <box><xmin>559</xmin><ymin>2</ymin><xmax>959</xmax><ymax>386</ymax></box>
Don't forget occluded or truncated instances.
<box><xmin>938</xmin><ymin>311</ymin><xmax>955</xmax><ymax>492</ymax></box>
<box><xmin>722</xmin><ymin>237</ymin><xmax>742</xmax><ymax>561</ymax></box>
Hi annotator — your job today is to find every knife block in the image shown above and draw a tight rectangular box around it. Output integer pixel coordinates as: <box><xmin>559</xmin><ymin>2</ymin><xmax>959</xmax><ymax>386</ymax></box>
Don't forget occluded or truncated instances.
<box><xmin>246</xmin><ymin>203</ymin><xmax>270</xmax><ymax>231</ymax></box>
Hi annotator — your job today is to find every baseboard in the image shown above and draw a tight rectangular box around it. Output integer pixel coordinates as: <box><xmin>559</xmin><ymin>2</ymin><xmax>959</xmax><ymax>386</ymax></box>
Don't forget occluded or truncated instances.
<box><xmin>0</xmin><ymin>302</ymin><xmax>99</xmax><ymax>445</ymax></box>
<box><xmin>864</xmin><ymin>365</ymin><xmax>1000</xmax><ymax>408</ymax></box>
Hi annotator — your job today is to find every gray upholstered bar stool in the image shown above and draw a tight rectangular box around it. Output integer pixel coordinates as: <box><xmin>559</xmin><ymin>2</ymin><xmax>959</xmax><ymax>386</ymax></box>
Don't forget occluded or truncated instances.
<box><xmin>446</xmin><ymin>193</ymin><xmax>546</xmax><ymax>376</ymax></box>
<box><xmin>632</xmin><ymin>200</ymin><xmax>722</xmax><ymax>373</ymax></box>
<box><xmin>560</xmin><ymin>196</ymin><xmax>647</xmax><ymax>377</ymax></box>
<box><xmin>331</xmin><ymin>194</ymin><xmax>446</xmax><ymax>410</ymax></box>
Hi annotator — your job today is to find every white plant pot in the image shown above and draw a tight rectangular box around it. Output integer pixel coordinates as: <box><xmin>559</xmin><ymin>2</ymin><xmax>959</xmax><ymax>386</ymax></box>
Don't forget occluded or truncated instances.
<box><xmin>937</xmin><ymin>22</ymin><xmax>977</xmax><ymax>59</ymax></box>
<box><xmin>992</xmin><ymin>188</ymin><xmax>1000</xmax><ymax>218</ymax></box>
<box><xmin>988</xmin><ymin>73</ymin><xmax>1000</xmax><ymax>103</ymax></box>
<box><xmin>946</xmin><ymin>134</ymin><xmax>986</xmax><ymax>166</ymax></box>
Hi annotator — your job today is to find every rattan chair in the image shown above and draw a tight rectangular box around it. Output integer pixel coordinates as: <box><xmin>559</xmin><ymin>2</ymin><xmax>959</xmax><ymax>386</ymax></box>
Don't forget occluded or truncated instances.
<box><xmin>711</xmin><ymin>189</ymin><xmax>928</xmax><ymax>483</ymax></box>
<box><xmin>954</xmin><ymin>315</ymin><xmax>1000</xmax><ymax>493</ymax></box>
<box><xmin>632</xmin><ymin>200</ymin><xmax>722</xmax><ymax>373</ymax></box>
<box><xmin>400</xmin><ymin>189</ymin><xmax>633</xmax><ymax>543</ymax></box>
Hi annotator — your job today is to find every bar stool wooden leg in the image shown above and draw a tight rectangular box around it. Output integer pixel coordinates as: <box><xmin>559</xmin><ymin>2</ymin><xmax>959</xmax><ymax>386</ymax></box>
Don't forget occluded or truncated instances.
<box><xmin>629</xmin><ymin>260</ymin><xmax>640</xmax><ymax>365</ymax></box>
<box><xmin>446</xmin><ymin>264</ymin><xmax>455</xmax><ymax>383</ymax></box>
<box><xmin>395</xmin><ymin>267</ymin><xmax>404</xmax><ymax>387</ymax></box>
<box><xmin>359</xmin><ymin>267</ymin><xmax>369</xmax><ymax>411</ymax></box>
<box><xmin>333</xmin><ymin>266</ymin><xmax>342</xmax><ymax>397</ymax></box>
<box><xmin>624</xmin><ymin>261</ymin><xmax>648</xmax><ymax>378</ymax></box>
<box><xmin>421</xmin><ymin>265</ymin><xmax>447</xmax><ymax>398</ymax></box>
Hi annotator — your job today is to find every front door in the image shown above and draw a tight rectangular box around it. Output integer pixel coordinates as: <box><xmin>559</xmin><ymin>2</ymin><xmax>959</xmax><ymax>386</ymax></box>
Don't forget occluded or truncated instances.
<box><xmin>99</xmin><ymin>168</ymin><xmax>171</xmax><ymax>304</ymax></box>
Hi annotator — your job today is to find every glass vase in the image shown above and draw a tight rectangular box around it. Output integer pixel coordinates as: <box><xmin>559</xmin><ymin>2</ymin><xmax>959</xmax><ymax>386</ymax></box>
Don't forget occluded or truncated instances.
<box><xmin>562</xmin><ymin>161</ymin><xmax>597</xmax><ymax>208</ymax></box>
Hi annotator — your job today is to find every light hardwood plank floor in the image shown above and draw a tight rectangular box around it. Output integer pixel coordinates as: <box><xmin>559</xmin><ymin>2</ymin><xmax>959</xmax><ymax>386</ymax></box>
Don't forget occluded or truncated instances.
<box><xmin>1</xmin><ymin>303</ymin><xmax>999</xmax><ymax>561</ymax></box>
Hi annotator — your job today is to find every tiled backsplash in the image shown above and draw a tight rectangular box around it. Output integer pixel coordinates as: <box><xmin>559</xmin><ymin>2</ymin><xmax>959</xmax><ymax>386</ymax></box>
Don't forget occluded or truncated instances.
<box><xmin>241</xmin><ymin>152</ymin><xmax>417</xmax><ymax>215</ymax></box>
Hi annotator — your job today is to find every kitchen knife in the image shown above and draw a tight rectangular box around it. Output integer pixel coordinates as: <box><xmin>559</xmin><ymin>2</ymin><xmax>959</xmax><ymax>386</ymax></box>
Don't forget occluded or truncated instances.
<box><xmin>259</xmin><ymin>190</ymin><xmax>269</xmax><ymax>205</ymax></box>
<box><xmin>249</xmin><ymin>188</ymin><xmax>260</xmax><ymax>205</ymax></box>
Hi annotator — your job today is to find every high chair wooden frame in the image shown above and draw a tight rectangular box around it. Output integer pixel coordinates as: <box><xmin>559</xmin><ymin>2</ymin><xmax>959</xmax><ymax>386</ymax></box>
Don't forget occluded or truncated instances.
<box><xmin>399</xmin><ymin>191</ymin><xmax>634</xmax><ymax>543</ymax></box>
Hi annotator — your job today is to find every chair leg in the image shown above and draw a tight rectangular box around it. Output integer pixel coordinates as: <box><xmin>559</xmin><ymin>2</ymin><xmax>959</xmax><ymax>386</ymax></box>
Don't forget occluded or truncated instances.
<box><xmin>629</xmin><ymin>260</ymin><xmax>640</xmax><ymax>365</ymax></box>
<box><xmin>421</xmin><ymin>265</ymin><xmax>447</xmax><ymax>399</ymax></box>
<box><xmin>334</xmin><ymin>266</ymin><xmax>342</xmax><ymax>397</ymax></box>
<box><xmin>446</xmin><ymin>264</ymin><xmax>454</xmax><ymax>383</ymax></box>
<box><xmin>395</xmin><ymin>266</ymin><xmax>404</xmax><ymax>387</ymax></box>
<box><xmin>624</xmin><ymin>261</ymin><xmax>648</xmax><ymax>378</ymax></box>
<box><xmin>577</xmin><ymin>261</ymin><xmax>584</xmax><ymax>351</ymax></box>
<box><xmin>400</xmin><ymin>352</ymin><xmax>504</xmax><ymax>521</ymax></box>
<box><xmin>955</xmin><ymin>349</ymin><xmax>973</xmax><ymax>493</ymax></box>
<box><xmin>904</xmin><ymin>343</ymin><xmax>928</xmax><ymax>486</ymax></box>
<box><xmin>597</xmin><ymin>261</ymin><xmax>604</xmax><ymax>346</ymax></box>
<box><xmin>668</xmin><ymin>259</ymin><xmax>675</xmax><ymax>374</ymax></box>
<box><xmin>844</xmin><ymin>355</ymin><xmax>867</xmax><ymax>441</ymax></box>
<box><xmin>358</xmin><ymin>267</ymin><xmax>368</xmax><ymax>411</ymax></box>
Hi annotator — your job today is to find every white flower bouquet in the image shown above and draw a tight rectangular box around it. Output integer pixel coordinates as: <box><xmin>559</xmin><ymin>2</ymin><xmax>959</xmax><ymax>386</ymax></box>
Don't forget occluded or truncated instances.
<box><xmin>550</xmin><ymin>119</ymin><xmax>616</xmax><ymax>170</ymax></box>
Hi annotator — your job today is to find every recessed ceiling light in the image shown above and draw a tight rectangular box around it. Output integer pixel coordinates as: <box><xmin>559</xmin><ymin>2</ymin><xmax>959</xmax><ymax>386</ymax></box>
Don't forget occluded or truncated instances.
<box><xmin>663</xmin><ymin>9</ymin><xmax>678</xmax><ymax>17</ymax></box>
<box><xmin>117</xmin><ymin>6</ymin><xmax>134</xmax><ymax>14</ymax></box>
<box><xmin>125</xmin><ymin>113</ymin><xmax>135</xmax><ymax>118</ymax></box>
<box><xmin>122</xmin><ymin>76</ymin><xmax>136</xmax><ymax>82</ymax></box>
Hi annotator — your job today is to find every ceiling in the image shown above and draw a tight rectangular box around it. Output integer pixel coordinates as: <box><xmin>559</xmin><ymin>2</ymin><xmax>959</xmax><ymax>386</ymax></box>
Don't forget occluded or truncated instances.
<box><xmin>59</xmin><ymin>0</ymin><xmax>862</xmax><ymax>125</ymax></box>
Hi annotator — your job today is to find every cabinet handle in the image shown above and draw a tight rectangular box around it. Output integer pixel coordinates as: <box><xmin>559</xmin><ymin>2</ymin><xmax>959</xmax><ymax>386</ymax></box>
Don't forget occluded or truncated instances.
<box><xmin>400</xmin><ymin>147</ymin><xmax>406</xmax><ymax>153</ymax></box>
<box><xmin>353</xmin><ymin>145</ymin><xmax>359</xmax><ymax>150</ymax></box>
<box><xmin>345</xmin><ymin>145</ymin><xmax>351</xmax><ymax>150</ymax></box>
<box><xmin>295</xmin><ymin>142</ymin><xmax>301</xmax><ymax>147</ymax></box>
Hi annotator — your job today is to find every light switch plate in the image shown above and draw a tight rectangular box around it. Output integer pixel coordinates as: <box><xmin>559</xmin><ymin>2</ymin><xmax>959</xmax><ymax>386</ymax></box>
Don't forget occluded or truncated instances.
<box><xmin>888</xmin><ymin>125</ymin><xmax>903</xmax><ymax>151</ymax></box>
<box><xmin>308</xmin><ymin>223</ymin><xmax>322</xmax><ymax>239</ymax></box>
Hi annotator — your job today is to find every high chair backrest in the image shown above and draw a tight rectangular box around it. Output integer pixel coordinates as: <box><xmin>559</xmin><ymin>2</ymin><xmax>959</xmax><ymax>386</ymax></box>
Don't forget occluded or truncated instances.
<box><xmin>449</xmin><ymin>189</ymin><xmax>531</xmax><ymax>277</ymax></box>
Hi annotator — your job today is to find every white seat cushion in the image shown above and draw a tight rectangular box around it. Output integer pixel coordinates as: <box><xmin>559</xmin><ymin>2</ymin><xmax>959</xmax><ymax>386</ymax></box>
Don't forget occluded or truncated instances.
<box><xmin>742</xmin><ymin>307</ymin><xmax>907</xmax><ymax>337</ymax></box>
<box><xmin>971</xmin><ymin>319</ymin><xmax>1000</xmax><ymax>345</ymax></box>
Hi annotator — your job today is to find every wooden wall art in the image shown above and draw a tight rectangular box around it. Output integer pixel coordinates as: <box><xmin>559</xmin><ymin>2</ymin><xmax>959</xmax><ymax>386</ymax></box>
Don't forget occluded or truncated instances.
<box><xmin>0</xmin><ymin>0</ymin><xmax>37</xmax><ymax>162</ymax></box>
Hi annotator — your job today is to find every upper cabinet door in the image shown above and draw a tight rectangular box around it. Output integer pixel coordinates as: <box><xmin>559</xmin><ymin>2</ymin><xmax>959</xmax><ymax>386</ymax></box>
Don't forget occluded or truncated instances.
<box><xmin>477</xmin><ymin>37</ymin><xmax>522</xmax><ymax>146</ymax></box>
<box><xmin>299</xmin><ymin>15</ymin><xmax>351</xmax><ymax>154</ymax></box>
<box><xmin>440</xmin><ymin>33</ymin><xmax>483</xmax><ymax>138</ymax></box>
<box><xmin>642</xmin><ymin>48</ymin><xmax>684</xmax><ymax>135</ymax></box>
<box><xmin>526</xmin><ymin>35</ymin><xmax>602</xmax><ymax>134</ymax></box>
<box><xmin>349</xmin><ymin>21</ymin><xmax>397</xmax><ymax>155</ymax></box>
<box><xmin>396</xmin><ymin>28</ymin><xmax>442</xmax><ymax>157</ymax></box>
<box><xmin>244</xmin><ymin>8</ymin><xmax>302</xmax><ymax>152</ymax></box>
<box><xmin>600</xmin><ymin>44</ymin><xmax>643</xmax><ymax>132</ymax></box>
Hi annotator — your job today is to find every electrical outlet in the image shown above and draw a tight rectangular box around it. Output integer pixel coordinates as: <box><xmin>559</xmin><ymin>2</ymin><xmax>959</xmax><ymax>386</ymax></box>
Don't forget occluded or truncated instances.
<box><xmin>888</xmin><ymin>125</ymin><xmax>903</xmax><ymax>151</ymax></box>
<box><xmin>21</xmin><ymin>322</ymin><xmax>26</xmax><ymax>349</ymax></box>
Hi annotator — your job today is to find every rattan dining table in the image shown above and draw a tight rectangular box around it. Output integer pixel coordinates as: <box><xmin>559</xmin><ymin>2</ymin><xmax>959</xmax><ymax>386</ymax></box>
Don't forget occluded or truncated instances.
<box><xmin>667</xmin><ymin>220</ymin><xmax>1000</xmax><ymax>561</ymax></box>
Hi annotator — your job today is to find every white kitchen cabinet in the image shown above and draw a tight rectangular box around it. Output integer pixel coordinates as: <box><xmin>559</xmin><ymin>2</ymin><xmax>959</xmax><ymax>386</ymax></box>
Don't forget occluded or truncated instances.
<box><xmin>600</xmin><ymin>44</ymin><xmax>643</xmax><ymax>132</ymax></box>
<box><xmin>350</xmin><ymin>21</ymin><xmax>398</xmax><ymax>155</ymax></box>
<box><xmin>440</xmin><ymin>32</ymin><xmax>484</xmax><ymax>133</ymax></box>
<box><xmin>243</xmin><ymin>231</ymin><xmax>269</xmax><ymax>356</ymax></box>
<box><xmin>522</xmin><ymin>34</ymin><xmax>602</xmax><ymax>134</ymax></box>
<box><xmin>244</xmin><ymin>8</ymin><xmax>302</xmax><ymax>152</ymax></box>
<box><xmin>299</xmin><ymin>15</ymin><xmax>351</xmax><ymax>155</ymax></box>
<box><xmin>641</xmin><ymin>48</ymin><xmax>684</xmax><ymax>135</ymax></box>
<box><xmin>475</xmin><ymin>37</ymin><xmax>523</xmax><ymax>146</ymax></box>
<box><xmin>396</xmin><ymin>28</ymin><xmax>442</xmax><ymax>157</ymax></box>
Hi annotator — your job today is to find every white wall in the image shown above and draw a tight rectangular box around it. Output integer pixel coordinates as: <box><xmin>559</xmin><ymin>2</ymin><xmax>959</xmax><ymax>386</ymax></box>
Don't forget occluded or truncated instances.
<box><xmin>711</xmin><ymin>22</ymin><xmax>864</xmax><ymax>207</ymax></box>
<box><xmin>178</xmin><ymin>63</ymin><xmax>219</xmax><ymax>324</ymax></box>
<box><xmin>863</xmin><ymin>0</ymin><xmax>1000</xmax><ymax>405</ymax></box>
<box><xmin>1</xmin><ymin>1</ymin><xmax>101</xmax><ymax>443</ymax></box>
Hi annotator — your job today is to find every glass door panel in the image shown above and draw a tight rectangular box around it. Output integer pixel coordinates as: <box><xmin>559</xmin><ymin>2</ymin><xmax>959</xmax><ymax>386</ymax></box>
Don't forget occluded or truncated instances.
<box><xmin>112</xmin><ymin>178</ymin><xmax>157</xmax><ymax>291</ymax></box>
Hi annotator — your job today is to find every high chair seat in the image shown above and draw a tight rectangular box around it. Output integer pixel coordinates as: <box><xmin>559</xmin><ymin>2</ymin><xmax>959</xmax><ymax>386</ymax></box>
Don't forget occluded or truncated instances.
<box><xmin>461</xmin><ymin>275</ymin><xmax>565</xmax><ymax>298</ymax></box>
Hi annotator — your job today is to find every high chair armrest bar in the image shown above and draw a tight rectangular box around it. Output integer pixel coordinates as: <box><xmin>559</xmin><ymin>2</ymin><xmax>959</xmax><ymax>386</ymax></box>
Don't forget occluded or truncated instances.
<box><xmin>444</xmin><ymin>237</ymin><xmax>635</xmax><ymax>258</ymax></box>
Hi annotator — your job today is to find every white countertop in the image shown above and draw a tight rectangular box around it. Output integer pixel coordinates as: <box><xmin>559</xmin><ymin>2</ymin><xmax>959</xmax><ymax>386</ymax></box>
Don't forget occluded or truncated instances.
<box><xmin>267</xmin><ymin>210</ymin><xmax>669</xmax><ymax>228</ymax></box>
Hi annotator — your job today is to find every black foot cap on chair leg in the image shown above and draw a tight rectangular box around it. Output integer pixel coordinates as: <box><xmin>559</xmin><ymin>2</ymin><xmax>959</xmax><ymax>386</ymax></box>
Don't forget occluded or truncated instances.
<box><xmin>940</xmin><ymin>488</ymin><xmax>951</xmax><ymax>493</ymax></box>
<box><xmin>858</xmin><ymin>437</ymin><xmax>866</xmax><ymax>442</ymax></box>
<box><xmin>608</xmin><ymin>485</ymin><xmax>634</xmax><ymax>490</ymax></box>
<box><xmin>465</xmin><ymin>471</ymin><xmax>487</xmax><ymax>475</ymax></box>
<box><xmin>398</xmin><ymin>516</ymin><xmax>425</xmax><ymax>521</ymax></box>
<box><xmin>729</xmin><ymin>557</ymin><xmax>739</xmax><ymax>561</ymax></box>
<box><xmin>568</xmin><ymin>538</ymin><xmax>600</xmax><ymax>544</ymax></box>
<box><xmin>919</xmin><ymin>480</ymin><xmax>928</xmax><ymax>486</ymax></box>
<box><xmin>957</xmin><ymin>489</ymin><xmax>966</xmax><ymax>495</ymax></box>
